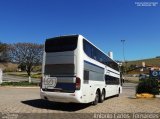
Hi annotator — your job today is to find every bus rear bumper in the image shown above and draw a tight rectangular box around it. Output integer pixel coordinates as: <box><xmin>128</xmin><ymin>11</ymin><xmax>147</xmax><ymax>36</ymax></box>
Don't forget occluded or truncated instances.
<box><xmin>40</xmin><ymin>89</ymin><xmax>83</xmax><ymax>103</ymax></box>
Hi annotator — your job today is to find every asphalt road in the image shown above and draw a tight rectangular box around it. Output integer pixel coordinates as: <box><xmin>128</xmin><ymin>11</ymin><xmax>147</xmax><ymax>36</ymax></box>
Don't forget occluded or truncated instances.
<box><xmin>0</xmin><ymin>83</ymin><xmax>159</xmax><ymax>119</ymax></box>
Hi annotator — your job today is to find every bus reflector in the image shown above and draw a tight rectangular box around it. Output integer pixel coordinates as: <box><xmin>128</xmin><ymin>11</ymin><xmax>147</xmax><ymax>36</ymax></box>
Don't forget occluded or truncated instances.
<box><xmin>76</xmin><ymin>77</ymin><xmax>81</xmax><ymax>90</ymax></box>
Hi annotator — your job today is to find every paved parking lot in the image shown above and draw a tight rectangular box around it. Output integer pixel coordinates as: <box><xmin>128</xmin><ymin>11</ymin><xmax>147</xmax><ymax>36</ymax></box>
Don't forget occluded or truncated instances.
<box><xmin>0</xmin><ymin>83</ymin><xmax>159</xmax><ymax>118</ymax></box>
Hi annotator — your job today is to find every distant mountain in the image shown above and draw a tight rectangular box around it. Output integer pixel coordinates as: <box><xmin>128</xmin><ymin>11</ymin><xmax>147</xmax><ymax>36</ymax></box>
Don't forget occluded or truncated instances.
<box><xmin>126</xmin><ymin>57</ymin><xmax>160</xmax><ymax>67</ymax></box>
<box><xmin>124</xmin><ymin>57</ymin><xmax>160</xmax><ymax>74</ymax></box>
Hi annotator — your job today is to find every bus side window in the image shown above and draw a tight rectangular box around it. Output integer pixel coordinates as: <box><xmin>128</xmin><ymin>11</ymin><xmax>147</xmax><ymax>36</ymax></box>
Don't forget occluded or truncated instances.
<box><xmin>105</xmin><ymin>75</ymin><xmax>107</xmax><ymax>84</ymax></box>
<box><xmin>83</xmin><ymin>39</ymin><xmax>92</xmax><ymax>57</ymax></box>
<box><xmin>105</xmin><ymin>75</ymin><xmax>109</xmax><ymax>84</ymax></box>
<box><xmin>84</xmin><ymin>70</ymin><xmax>89</xmax><ymax>84</ymax></box>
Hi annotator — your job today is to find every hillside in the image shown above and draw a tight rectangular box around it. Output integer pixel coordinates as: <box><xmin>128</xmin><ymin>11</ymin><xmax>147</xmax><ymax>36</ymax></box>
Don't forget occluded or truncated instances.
<box><xmin>0</xmin><ymin>62</ymin><xmax>18</xmax><ymax>72</ymax></box>
<box><xmin>125</xmin><ymin>57</ymin><xmax>160</xmax><ymax>74</ymax></box>
<box><xmin>126</xmin><ymin>57</ymin><xmax>160</xmax><ymax>67</ymax></box>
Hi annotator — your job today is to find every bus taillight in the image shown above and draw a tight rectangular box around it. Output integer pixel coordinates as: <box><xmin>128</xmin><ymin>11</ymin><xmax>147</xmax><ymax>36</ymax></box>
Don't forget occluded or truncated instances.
<box><xmin>76</xmin><ymin>77</ymin><xmax>81</xmax><ymax>90</ymax></box>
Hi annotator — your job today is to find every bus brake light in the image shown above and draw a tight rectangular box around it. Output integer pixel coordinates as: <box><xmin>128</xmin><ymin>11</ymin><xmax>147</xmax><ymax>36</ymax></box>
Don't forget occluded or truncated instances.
<box><xmin>76</xmin><ymin>77</ymin><xmax>81</xmax><ymax>90</ymax></box>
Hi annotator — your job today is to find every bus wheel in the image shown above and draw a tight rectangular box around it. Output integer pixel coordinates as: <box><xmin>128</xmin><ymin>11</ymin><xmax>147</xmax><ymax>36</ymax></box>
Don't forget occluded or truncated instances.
<box><xmin>100</xmin><ymin>90</ymin><xmax>105</xmax><ymax>103</ymax></box>
<box><xmin>116</xmin><ymin>88</ymin><xmax>120</xmax><ymax>97</ymax></box>
<box><xmin>93</xmin><ymin>91</ymin><xmax>99</xmax><ymax>105</ymax></box>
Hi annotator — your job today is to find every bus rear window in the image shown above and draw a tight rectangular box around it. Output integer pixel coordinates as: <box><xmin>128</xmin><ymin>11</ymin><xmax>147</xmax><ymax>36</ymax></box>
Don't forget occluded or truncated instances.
<box><xmin>45</xmin><ymin>36</ymin><xmax>78</xmax><ymax>52</ymax></box>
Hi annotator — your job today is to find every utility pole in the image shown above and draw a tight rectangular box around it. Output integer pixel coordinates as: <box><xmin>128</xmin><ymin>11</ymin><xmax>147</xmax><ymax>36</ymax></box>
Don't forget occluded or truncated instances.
<box><xmin>121</xmin><ymin>40</ymin><xmax>125</xmax><ymax>62</ymax></box>
<box><xmin>121</xmin><ymin>40</ymin><xmax>126</xmax><ymax>83</ymax></box>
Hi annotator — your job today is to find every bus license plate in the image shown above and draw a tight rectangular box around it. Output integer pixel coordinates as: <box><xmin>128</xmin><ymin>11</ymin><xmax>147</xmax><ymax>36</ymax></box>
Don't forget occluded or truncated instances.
<box><xmin>44</xmin><ymin>77</ymin><xmax>57</xmax><ymax>89</ymax></box>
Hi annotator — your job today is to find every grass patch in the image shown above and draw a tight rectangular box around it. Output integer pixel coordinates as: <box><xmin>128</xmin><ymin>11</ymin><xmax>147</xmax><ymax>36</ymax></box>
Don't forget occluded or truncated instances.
<box><xmin>31</xmin><ymin>73</ymin><xmax>42</xmax><ymax>78</ymax></box>
<box><xmin>6</xmin><ymin>72</ymin><xmax>42</xmax><ymax>78</ymax></box>
<box><xmin>0</xmin><ymin>81</ymin><xmax>39</xmax><ymax>86</ymax></box>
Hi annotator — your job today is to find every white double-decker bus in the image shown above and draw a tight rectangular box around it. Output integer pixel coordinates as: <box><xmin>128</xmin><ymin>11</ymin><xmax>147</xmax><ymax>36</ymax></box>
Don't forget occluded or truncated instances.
<box><xmin>40</xmin><ymin>35</ymin><xmax>122</xmax><ymax>105</ymax></box>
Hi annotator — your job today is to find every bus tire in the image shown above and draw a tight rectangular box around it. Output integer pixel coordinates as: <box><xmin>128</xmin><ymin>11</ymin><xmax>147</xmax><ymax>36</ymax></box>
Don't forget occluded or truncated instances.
<box><xmin>116</xmin><ymin>88</ymin><xmax>120</xmax><ymax>97</ymax></box>
<box><xmin>100</xmin><ymin>89</ymin><xmax>105</xmax><ymax>103</ymax></box>
<box><xmin>93</xmin><ymin>90</ymin><xmax>99</xmax><ymax>105</ymax></box>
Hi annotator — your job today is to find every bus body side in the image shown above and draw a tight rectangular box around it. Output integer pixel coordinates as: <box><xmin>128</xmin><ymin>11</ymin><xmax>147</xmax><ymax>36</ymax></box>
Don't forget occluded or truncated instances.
<box><xmin>104</xmin><ymin>66</ymin><xmax>122</xmax><ymax>97</ymax></box>
<box><xmin>82</xmin><ymin>37</ymin><xmax>122</xmax><ymax>102</ymax></box>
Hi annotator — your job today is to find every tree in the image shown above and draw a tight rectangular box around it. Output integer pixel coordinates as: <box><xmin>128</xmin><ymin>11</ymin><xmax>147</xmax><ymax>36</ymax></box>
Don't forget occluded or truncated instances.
<box><xmin>8</xmin><ymin>43</ymin><xmax>43</xmax><ymax>82</ymax></box>
<box><xmin>0</xmin><ymin>42</ymin><xmax>8</xmax><ymax>62</ymax></box>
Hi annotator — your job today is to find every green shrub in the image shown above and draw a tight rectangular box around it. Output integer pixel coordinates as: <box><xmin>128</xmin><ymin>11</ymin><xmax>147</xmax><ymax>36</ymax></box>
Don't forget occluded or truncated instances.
<box><xmin>136</xmin><ymin>78</ymin><xmax>159</xmax><ymax>95</ymax></box>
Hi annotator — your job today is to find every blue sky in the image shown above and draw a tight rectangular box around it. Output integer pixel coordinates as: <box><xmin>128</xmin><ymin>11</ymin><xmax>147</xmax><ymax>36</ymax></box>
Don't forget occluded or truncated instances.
<box><xmin>0</xmin><ymin>0</ymin><xmax>160</xmax><ymax>61</ymax></box>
